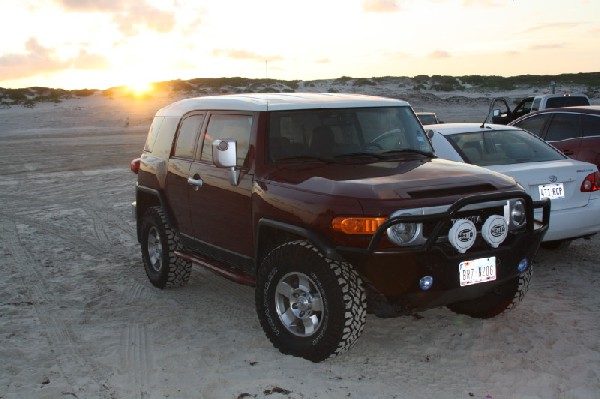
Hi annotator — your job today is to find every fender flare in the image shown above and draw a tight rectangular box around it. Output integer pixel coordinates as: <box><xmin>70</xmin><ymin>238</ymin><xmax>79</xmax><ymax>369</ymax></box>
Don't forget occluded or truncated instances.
<box><xmin>257</xmin><ymin>218</ymin><xmax>344</xmax><ymax>262</ymax></box>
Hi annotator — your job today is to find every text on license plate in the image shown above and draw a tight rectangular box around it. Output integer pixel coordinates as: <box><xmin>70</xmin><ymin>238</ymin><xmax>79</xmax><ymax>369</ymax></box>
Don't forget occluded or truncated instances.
<box><xmin>539</xmin><ymin>182</ymin><xmax>564</xmax><ymax>199</ymax></box>
<box><xmin>459</xmin><ymin>257</ymin><xmax>496</xmax><ymax>287</ymax></box>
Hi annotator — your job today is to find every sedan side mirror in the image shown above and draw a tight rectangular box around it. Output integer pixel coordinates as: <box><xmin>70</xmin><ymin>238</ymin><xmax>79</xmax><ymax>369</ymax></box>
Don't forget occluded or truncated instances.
<box><xmin>213</xmin><ymin>139</ymin><xmax>240</xmax><ymax>185</ymax></box>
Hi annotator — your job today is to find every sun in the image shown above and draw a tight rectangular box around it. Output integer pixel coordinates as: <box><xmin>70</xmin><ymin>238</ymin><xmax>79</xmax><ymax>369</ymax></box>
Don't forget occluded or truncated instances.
<box><xmin>125</xmin><ymin>80</ymin><xmax>155</xmax><ymax>97</ymax></box>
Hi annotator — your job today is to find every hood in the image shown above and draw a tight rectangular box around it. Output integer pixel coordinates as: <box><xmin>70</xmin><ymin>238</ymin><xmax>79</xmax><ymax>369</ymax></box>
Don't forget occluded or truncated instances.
<box><xmin>263</xmin><ymin>158</ymin><xmax>518</xmax><ymax>202</ymax></box>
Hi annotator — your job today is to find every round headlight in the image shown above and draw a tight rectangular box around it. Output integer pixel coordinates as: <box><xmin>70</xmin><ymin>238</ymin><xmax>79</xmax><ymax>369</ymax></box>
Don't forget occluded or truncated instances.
<box><xmin>387</xmin><ymin>212</ymin><xmax>421</xmax><ymax>245</ymax></box>
<box><xmin>511</xmin><ymin>199</ymin><xmax>526</xmax><ymax>228</ymax></box>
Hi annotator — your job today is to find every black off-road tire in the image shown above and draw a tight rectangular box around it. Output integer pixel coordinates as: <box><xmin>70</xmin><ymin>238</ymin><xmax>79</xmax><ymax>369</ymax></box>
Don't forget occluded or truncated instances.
<box><xmin>140</xmin><ymin>206</ymin><xmax>191</xmax><ymax>288</ymax></box>
<box><xmin>447</xmin><ymin>264</ymin><xmax>533</xmax><ymax>319</ymax></box>
<box><xmin>255</xmin><ymin>240</ymin><xmax>367</xmax><ymax>362</ymax></box>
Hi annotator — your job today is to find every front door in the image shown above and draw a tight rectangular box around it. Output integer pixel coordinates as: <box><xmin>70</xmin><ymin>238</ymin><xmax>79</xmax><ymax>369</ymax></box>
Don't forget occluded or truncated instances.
<box><xmin>186</xmin><ymin>112</ymin><xmax>255</xmax><ymax>267</ymax></box>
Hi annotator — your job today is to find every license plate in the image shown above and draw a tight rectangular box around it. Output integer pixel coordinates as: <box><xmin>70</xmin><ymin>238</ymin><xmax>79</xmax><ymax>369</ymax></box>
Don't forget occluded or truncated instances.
<box><xmin>539</xmin><ymin>183</ymin><xmax>564</xmax><ymax>199</ymax></box>
<box><xmin>459</xmin><ymin>257</ymin><xmax>496</xmax><ymax>287</ymax></box>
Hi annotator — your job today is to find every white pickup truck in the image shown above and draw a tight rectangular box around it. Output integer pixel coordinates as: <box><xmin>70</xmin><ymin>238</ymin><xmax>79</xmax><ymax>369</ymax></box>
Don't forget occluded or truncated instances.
<box><xmin>486</xmin><ymin>93</ymin><xmax>590</xmax><ymax>124</ymax></box>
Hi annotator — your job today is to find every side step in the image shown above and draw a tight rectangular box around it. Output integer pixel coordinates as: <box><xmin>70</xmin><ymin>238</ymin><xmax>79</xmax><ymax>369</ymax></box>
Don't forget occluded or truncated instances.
<box><xmin>175</xmin><ymin>250</ymin><xmax>256</xmax><ymax>287</ymax></box>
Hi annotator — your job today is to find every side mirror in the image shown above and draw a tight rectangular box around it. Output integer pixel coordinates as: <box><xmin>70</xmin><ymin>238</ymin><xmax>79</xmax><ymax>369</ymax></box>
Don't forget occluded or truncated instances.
<box><xmin>213</xmin><ymin>139</ymin><xmax>240</xmax><ymax>185</ymax></box>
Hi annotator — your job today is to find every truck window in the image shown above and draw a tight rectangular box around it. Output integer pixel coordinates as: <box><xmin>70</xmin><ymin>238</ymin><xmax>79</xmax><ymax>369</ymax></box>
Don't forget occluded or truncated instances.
<box><xmin>546</xmin><ymin>96</ymin><xmax>589</xmax><ymax>108</ymax></box>
<box><xmin>200</xmin><ymin>114</ymin><xmax>253</xmax><ymax>166</ymax></box>
<box><xmin>173</xmin><ymin>114</ymin><xmax>205</xmax><ymax>159</ymax></box>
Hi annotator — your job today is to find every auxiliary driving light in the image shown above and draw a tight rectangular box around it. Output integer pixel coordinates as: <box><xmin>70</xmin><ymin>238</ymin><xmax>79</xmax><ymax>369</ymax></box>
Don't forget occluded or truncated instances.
<box><xmin>517</xmin><ymin>258</ymin><xmax>529</xmax><ymax>273</ymax></box>
<box><xmin>482</xmin><ymin>215</ymin><xmax>508</xmax><ymax>248</ymax></box>
<box><xmin>419</xmin><ymin>276</ymin><xmax>434</xmax><ymax>291</ymax></box>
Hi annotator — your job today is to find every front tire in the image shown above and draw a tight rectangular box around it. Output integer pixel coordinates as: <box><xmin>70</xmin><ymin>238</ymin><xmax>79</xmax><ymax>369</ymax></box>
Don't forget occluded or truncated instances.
<box><xmin>255</xmin><ymin>241</ymin><xmax>367</xmax><ymax>362</ymax></box>
<box><xmin>447</xmin><ymin>264</ymin><xmax>533</xmax><ymax>319</ymax></box>
<box><xmin>140</xmin><ymin>207</ymin><xmax>191</xmax><ymax>288</ymax></box>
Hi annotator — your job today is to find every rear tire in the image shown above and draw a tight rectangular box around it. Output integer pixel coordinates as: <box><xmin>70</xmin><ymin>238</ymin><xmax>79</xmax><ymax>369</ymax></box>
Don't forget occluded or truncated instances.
<box><xmin>255</xmin><ymin>241</ymin><xmax>367</xmax><ymax>362</ymax></box>
<box><xmin>447</xmin><ymin>264</ymin><xmax>533</xmax><ymax>319</ymax></box>
<box><xmin>140</xmin><ymin>207</ymin><xmax>191</xmax><ymax>288</ymax></box>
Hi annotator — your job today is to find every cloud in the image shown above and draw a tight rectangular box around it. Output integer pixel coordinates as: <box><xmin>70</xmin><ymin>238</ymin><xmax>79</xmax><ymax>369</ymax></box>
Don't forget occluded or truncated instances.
<box><xmin>428</xmin><ymin>50</ymin><xmax>451</xmax><ymax>59</ymax></box>
<box><xmin>212</xmin><ymin>49</ymin><xmax>283</xmax><ymax>62</ymax></box>
<box><xmin>0</xmin><ymin>37</ymin><xmax>108</xmax><ymax>81</ymax></box>
<box><xmin>363</xmin><ymin>0</ymin><xmax>402</xmax><ymax>13</ymax></box>
<box><xmin>56</xmin><ymin>0</ymin><xmax>176</xmax><ymax>35</ymax></box>
<box><xmin>522</xmin><ymin>23</ymin><xmax>580</xmax><ymax>33</ymax></box>
<box><xmin>462</xmin><ymin>0</ymin><xmax>502</xmax><ymax>7</ymax></box>
<box><xmin>528</xmin><ymin>43</ymin><xmax>566</xmax><ymax>51</ymax></box>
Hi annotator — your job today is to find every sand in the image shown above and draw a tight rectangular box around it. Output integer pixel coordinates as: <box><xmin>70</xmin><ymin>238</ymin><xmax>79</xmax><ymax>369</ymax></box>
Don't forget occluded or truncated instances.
<box><xmin>0</xmin><ymin>88</ymin><xmax>598</xmax><ymax>399</ymax></box>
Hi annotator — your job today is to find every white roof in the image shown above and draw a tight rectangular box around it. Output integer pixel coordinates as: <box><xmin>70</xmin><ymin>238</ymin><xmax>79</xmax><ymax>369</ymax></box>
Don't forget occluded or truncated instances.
<box><xmin>427</xmin><ymin>122</ymin><xmax>523</xmax><ymax>136</ymax></box>
<box><xmin>155</xmin><ymin>92</ymin><xmax>409</xmax><ymax>116</ymax></box>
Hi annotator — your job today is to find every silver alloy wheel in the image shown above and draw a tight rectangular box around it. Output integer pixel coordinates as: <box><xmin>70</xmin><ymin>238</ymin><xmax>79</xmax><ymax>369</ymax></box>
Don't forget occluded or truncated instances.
<box><xmin>275</xmin><ymin>272</ymin><xmax>324</xmax><ymax>337</ymax></box>
<box><xmin>146</xmin><ymin>226</ymin><xmax>163</xmax><ymax>272</ymax></box>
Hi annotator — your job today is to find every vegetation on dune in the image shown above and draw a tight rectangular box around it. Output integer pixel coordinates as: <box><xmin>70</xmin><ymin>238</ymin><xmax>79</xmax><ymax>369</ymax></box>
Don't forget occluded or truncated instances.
<box><xmin>1</xmin><ymin>73</ymin><xmax>599</xmax><ymax>108</ymax></box>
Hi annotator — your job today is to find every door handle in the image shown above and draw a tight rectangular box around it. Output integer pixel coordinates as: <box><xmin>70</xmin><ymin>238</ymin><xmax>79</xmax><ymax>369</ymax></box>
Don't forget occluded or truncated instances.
<box><xmin>562</xmin><ymin>149</ymin><xmax>574</xmax><ymax>156</ymax></box>
<box><xmin>187</xmin><ymin>176</ymin><xmax>203</xmax><ymax>190</ymax></box>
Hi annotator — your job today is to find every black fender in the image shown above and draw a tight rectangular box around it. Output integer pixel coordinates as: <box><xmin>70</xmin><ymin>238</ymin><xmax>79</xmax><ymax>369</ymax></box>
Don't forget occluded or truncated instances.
<box><xmin>135</xmin><ymin>184</ymin><xmax>178</xmax><ymax>241</ymax></box>
<box><xmin>256</xmin><ymin>218</ymin><xmax>344</xmax><ymax>263</ymax></box>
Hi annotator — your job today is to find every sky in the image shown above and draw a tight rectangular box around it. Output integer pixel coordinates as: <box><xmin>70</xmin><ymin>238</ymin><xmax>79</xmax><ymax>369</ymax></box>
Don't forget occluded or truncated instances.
<box><xmin>1</xmin><ymin>0</ymin><xmax>599</xmax><ymax>90</ymax></box>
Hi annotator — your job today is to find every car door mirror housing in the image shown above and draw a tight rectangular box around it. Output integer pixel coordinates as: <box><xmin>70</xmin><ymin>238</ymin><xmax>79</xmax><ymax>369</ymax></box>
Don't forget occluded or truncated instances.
<box><xmin>213</xmin><ymin>139</ymin><xmax>239</xmax><ymax>185</ymax></box>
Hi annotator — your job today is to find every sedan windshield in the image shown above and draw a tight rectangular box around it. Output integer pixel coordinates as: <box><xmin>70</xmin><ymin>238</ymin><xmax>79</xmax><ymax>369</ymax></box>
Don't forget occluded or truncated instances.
<box><xmin>268</xmin><ymin>107</ymin><xmax>433</xmax><ymax>162</ymax></box>
<box><xmin>445</xmin><ymin>129</ymin><xmax>565</xmax><ymax>166</ymax></box>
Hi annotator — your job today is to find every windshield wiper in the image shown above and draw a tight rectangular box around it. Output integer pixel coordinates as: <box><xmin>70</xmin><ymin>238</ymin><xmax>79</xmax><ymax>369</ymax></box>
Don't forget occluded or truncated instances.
<box><xmin>333</xmin><ymin>152</ymin><xmax>387</xmax><ymax>161</ymax></box>
<box><xmin>276</xmin><ymin>155</ymin><xmax>334</xmax><ymax>163</ymax></box>
<box><xmin>380</xmin><ymin>149</ymin><xmax>436</xmax><ymax>158</ymax></box>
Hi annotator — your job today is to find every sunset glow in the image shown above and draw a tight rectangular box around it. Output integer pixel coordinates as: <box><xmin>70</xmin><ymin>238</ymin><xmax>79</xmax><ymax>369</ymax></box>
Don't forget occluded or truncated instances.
<box><xmin>0</xmin><ymin>0</ymin><xmax>599</xmax><ymax>90</ymax></box>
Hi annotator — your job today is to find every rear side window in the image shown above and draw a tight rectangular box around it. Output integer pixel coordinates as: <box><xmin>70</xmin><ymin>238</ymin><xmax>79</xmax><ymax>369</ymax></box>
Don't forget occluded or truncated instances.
<box><xmin>144</xmin><ymin>116</ymin><xmax>180</xmax><ymax>159</ymax></box>
<box><xmin>513</xmin><ymin>114</ymin><xmax>551</xmax><ymax>137</ymax></box>
<box><xmin>582</xmin><ymin>115</ymin><xmax>600</xmax><ymax>137</ymax></box>
<box><xmin>200</xmin><ymin>114</ymin><xmax>253</xmax><ymax>166</ymax></box>
<box><xmin>173</xmin><ymin>113</ymin><xmax>205</xmax><ymax>158</ymax></box>
<box><xmin>546</xmin><ymin>114</ymin><xmax>581</xmax><ymax>142</ymax></box>
<box><xmin>144</xmin><ymin>117</ymin><xmax>163</xmax><ymax>153</ymax></box>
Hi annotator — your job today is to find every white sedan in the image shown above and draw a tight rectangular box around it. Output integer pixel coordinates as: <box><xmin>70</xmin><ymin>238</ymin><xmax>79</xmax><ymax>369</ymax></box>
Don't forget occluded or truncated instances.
<box><xmin>427</xmin><ymin>123</ymin><xmax>600</xmax><ymax>249</ymax></box>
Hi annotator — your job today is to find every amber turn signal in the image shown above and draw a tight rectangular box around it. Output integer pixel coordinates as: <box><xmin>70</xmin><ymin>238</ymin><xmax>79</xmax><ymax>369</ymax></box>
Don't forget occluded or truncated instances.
<box><xmin>332</xmin><ymin>217</ymin><xmax>386</xmax><ymax>235</ymax></box>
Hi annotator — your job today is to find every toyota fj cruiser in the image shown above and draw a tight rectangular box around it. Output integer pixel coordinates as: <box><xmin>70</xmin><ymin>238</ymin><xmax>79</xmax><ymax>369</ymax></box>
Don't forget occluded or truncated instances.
<box><xmin>131</xmin><ymin>93</ymin><xmax>549</xmax><ymax>362</ymax></box>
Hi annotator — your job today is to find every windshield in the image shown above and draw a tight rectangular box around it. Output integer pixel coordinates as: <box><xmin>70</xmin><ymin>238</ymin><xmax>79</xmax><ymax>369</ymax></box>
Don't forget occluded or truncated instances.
<box><xmin>268</xmin><ymin>107</ymin><xmax>433</xmax><ymax>162</ymax></box>
<box><xmin>445</xmin><ymin>129</ymin><xmax>565</xmax><ymax>166</ymax></box>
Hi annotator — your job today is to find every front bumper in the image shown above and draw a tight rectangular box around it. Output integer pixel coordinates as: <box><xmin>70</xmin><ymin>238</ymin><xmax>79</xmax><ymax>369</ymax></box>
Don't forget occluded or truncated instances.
<box><xmin>336</xmin><ymin>191</ymin><xmax>550</xmax><ymax>316</ymax></box>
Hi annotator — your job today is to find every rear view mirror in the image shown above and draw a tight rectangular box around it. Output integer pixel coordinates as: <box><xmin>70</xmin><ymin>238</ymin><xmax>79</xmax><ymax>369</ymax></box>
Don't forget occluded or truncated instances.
<box><xmin>213</xmin><ymin>139</ymin><xmax>239</xmax><ymax>185</ymax></box>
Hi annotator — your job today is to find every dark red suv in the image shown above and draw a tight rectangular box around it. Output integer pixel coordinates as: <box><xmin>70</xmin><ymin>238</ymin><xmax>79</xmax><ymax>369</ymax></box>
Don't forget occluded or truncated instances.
<box><xmin>509</xmin><ymin>106</ymin><xmax>600</xmax><ymax>170</ymax></box>
<box><xmin>131</xmin><ymin>93</ymin><xmax>549</xmax><ymax>362</ymax></box>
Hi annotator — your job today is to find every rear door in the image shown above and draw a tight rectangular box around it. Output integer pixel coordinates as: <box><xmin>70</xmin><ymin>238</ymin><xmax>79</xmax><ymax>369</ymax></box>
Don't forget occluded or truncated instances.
<box><xmin>165</xmin><ymin>112</ymin><xmax>205</xmax><ymax>235</ymax></box>
<box><xmin>580</xmin><ymin>114</ymin><xmax>600</xmax><ymax>169</ymax></box>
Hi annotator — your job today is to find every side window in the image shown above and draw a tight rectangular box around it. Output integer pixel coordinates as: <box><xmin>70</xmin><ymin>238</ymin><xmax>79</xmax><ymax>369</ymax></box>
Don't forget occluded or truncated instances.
<box><xmin>582</xmin><ymin>115</ymin><xmax>600</xmax><ymax>137</ymax></box>
<box><xmin>513</xmin><ymin>114</ymin><xmax>550</xmax><ymax>137</ymax></box>
<box><xmin>173</xmin><ymin>114</ymin><xmax>205</xmax><ymax>158</ymax></box>
<box><xmin>531</xmin><ymin>98</ymin><xmax>541</xmax><ymax>111</ymax></box>
<box><xmin>144</xmin><ymin>117</ymin><xmax>163</xmax><ymax>153</ymax></box>
<box><xmin>152</xmin><ymin>117</ymin><xmax>180</xmax><ymax>159</ymax></box>
<box><xmin>201</xmin><ymin>114</ymin><xmax>253</xmax><ymax>166</ymax></box>
<box><xmin>546</xmin><ymin>114</ymin><xmax>581</xmax><ymax>142</ymax></box>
